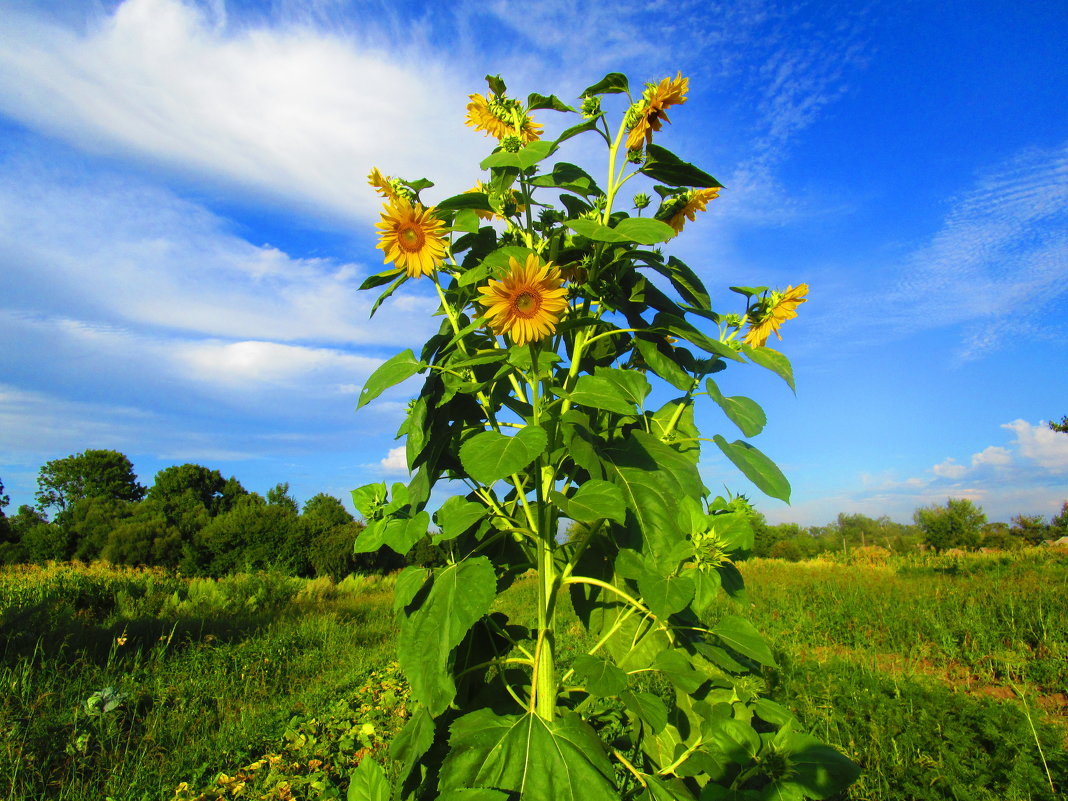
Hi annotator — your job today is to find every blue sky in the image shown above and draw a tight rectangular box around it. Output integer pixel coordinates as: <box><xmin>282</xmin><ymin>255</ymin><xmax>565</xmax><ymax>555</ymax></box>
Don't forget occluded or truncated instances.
<box><xmin>1</xmin><ymin>0</ymin><xmax>1066</xmax><ymax>526</ymax></box>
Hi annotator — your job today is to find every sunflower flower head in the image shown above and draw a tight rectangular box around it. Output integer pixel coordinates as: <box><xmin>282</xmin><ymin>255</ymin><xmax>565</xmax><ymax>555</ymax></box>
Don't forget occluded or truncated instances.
<box><xmin>368</xmin><ymin>167</ymin><xmax>416</xmax><ymax>203</ymax></box>
<box><xmin>743</xmin><ymin>284</ymin><xmax>809</xmax><ymax>347</ymax></box>
<box><xmin>625</xmin><ymin>72</ymin><xmax>689</xmax><ymax>151</ymax></box>
<box><xmin>664</xmin><ymin>187</ymin><xmax>721</xmax><ymax>235</ymax></box>
<box><xmin>375</xmin><ymin>196</ymin><xmax>448</xmax><ymax>279</ymax></box>
<box><xmin>466</xmin><ymin>93</ymin><xmax>542</xmax><ymax>144</ymax></box>
<box><xmin>477</xmin><ymin>254</ymin><xmax>569</xmax><ymax>346</ymax></box>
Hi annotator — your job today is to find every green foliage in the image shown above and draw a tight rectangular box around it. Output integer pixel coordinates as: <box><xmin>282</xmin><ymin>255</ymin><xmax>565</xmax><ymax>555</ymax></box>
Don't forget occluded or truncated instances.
<box><xmin>35</xmin><ymin>449</ymin><xmax>146</xmax><ymax>519</ymax></box>
<box><xmin>352</xmin><ymin>71</ymin><xmax>852</xmax><ymax>800</ymax></box>
<box><xmin>914</xmin><ymin>498</ymin><xmax>987</xmax><ymax>552</ymax></box>
<box><xmin>1</xmin><ymin>562</ymin><xmax>1064</xmax><ymax>801</ymax></box>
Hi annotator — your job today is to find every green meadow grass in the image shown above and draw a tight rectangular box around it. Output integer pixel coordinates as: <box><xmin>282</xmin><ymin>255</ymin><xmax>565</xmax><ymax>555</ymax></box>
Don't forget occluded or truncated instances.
<box><xmin>1</xmin><ymin>554</ymin><xmax>1065</xmax><ymax>800</ymax></box>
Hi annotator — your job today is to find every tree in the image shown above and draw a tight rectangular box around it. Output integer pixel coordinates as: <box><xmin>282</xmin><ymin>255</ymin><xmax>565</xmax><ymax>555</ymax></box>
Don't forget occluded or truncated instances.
<box><xmin>1051</xmin><ymin>502</ymin><xmax>1068</xmax><ymax>538</ymax></box>
<box><xmin>64</xmin><ymin>496</ymin><xmax>133</xmax><ymax>561</ymax></box>
<box><xmin>0</xmin><ymin>477</ymin><xmax>10</xmax><ymax>543</ymax></box>
<box><xmin>1049</xmin><ymin>416</ymin><xmax>1068</xmax><ymax>434</ymax></box>
<box><xmin>35</xmin><ymin>450</ymin><xmax>145</xmax><ymax>518</ymax></box>
<box><xmin>914</xmin><ymin>498</ymin><xmax>986</xmax><ymax>551</ymax></box>
<box><xmin>266</xmin><ymin>482</ymin><xmax>299</xmax><ymax>514</ymax></box>
<box><xmin>1009</xmin><ymin>513</ymin><xmax>1048</xmax><ymax>546</ymax></box>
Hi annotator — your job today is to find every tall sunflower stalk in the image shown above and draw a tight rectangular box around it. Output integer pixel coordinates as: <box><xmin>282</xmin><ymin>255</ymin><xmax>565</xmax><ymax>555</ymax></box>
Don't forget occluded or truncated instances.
<box><xmin>351</xmin><ymin>72</ymin><xmax>854</xmax><ymax>801</ymax></box>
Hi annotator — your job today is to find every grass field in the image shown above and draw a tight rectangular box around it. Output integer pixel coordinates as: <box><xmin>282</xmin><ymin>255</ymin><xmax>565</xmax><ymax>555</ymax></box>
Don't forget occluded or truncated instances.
<box><xmin>1</xmin><ymin>552</ymin><xmax>1065</xmax><ymax>800</ymax></box>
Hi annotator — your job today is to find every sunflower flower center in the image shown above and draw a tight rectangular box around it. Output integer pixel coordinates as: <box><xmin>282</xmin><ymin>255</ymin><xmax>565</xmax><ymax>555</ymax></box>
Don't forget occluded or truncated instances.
<box><xmin>512</xmin><ymin>291</ymin><xmax>540</xmax><ymax>316</ymax></box>
<box><xmin>397</xmin><ymin>223</ymin><xmax>425</xmax><ymax>252</ymax></box>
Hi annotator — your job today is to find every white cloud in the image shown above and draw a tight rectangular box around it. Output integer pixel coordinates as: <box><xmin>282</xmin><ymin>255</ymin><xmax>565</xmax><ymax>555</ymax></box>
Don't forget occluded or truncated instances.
<box><xmin>884</xmin><ymin>142</ymin><xmax>1068</xmax><ymax>356</ymax></box>
<box><xmin>380</xmin><ymin>445</ymin><xmax>408</xmax><ymax>474</ymax></box>
<box><xmin>1002</xmin><ymin>419</ymin><xmax>1068</xmax><ymax>472</ymax></box>
<box><xmin>0</xmin><ymin>156</ymin><xmax>440</xmax><ymax>347</ymax></box>
<box><xmin>971</xmin><ymin>445</ymin><xmax>1012</xmax><ymax>467</ymax></box>
<box><xmin>0</xmin><ymin>0</ymin><xmax>487</xmax><ymax>224</ymax></box>
<box><xmin>932</xmin><ymin>458</ymin><xmax>968</xmax><ymax>479</ymax></box>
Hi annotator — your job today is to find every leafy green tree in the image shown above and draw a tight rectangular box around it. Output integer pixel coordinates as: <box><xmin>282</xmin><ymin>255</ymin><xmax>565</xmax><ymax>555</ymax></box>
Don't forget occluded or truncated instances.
<box><xmin>0</xmin><ymin>477</ymin><xmax>10</xmax><ymax>543</ymax></box>
<box><xmin>1009</xmin><ymin>513</ymin><xmax>1048</xmax><ymax>546</ymax></box>
<box><xmin>914</xmin><ymin>498</ymin><xmax>986</xmax><ymax>551</ymax></box>
<box><xmin>21</xmin><ymin>520</ymin><xmax>72</xmax><ymax>563</ymax></box>
<box><xmin>981</xmin><ymin>521</ymin><xmax>1023</xmax><ymax>551</ymax></box>
<box><xmin>147</xmin><ymin>463</ymin><xmax>242</xmax><ymax>514</ymax></box>
<box><xmin>1050</xmin><ymin>501</ymin><xmax>1068</xmax><ymax>538</ymax></box>
<box><xmin>302</xmin><ymin>493</ymin><xmax>354</xmax><ymax>531</ymax></box>
<box><xmin>1049</xmin><ymin>416</ymin><xmax>1068</xmax><ymax>434</ymax></box>
<box><xmin>193</xmin><ymin>494</ymin><xmax>304</xmax><ymax>575</ymax></box>
<box><xmin>266</xmin><ymin>482</ymin><xmax>300</xmax><ymax>514</ymax></box>
<box><xmin>64</xmin><ymin>496</ymin><xmax>134</xmax><ymax>561</ymax></box>
<box><xmin>35</xmin><ymin>449</ymin><xmax>145</xmax><ymax>520</ymax></box>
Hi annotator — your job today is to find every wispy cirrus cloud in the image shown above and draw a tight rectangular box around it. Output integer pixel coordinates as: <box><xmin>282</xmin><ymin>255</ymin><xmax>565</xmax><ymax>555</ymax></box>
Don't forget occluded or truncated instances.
<box><xmin>0</xmin><ymin>0</ymin><xmax>487</xmax><ymax>225</ymax></box>
<box><xmin>888</xmin><ymin>142</ymin><xmax>1068</xmax><ymax>356</ymax></box>
<box><xmin>0</xmin><ymin>152</ymin><xmax>439</xmax><ymax>347</ymax></box>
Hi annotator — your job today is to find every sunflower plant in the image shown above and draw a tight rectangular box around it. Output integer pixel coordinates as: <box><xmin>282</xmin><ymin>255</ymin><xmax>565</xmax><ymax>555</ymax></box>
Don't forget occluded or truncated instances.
<box><xmin>350</xmin><ymin>72</ymin><xmax>854</xmax><ymax>801</ymax></box>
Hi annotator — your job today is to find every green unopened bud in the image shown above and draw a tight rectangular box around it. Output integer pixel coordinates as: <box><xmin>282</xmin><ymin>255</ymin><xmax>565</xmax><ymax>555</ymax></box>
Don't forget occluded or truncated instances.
<box><xmin>580</xmin><ymin>95</ymin><xmax>602</xmax><ymax>119</ymax></box>
<box><xmin>632</xmin><ymin>192</ymin><xmax>650</xmax><ymax>210</ymax></box>
<box><xmin>388</xmin><ymin>180</ymin><xmax>416</xmax><ymax>204</ymax></box>
<box><xmin>627</xmin><ymin>148</ymin><xmax>644</xmax><ymax>164</ymax></box>
<box><xmin>538</xmin><ymin>207</ymin><xmax>559</xmax><ymax>226</ymax></box>
<box><xmin>594</xmin><ymin>195</ymin><xmax>607</xmax><ymax>210</ymax></box>
<box><xmin>501</xmin><ymin>135</ymin><xmax>522</xmax><ymax>153</ymax></box>
<box><xmin>724</xmin><ymin>313</ymin><xmax>745</xmax><ymax>329</ymax></box>
<box><xmin>623</xmin><ymin>103</ymin><xmax>642</xmax><ymax>131</ymax></box>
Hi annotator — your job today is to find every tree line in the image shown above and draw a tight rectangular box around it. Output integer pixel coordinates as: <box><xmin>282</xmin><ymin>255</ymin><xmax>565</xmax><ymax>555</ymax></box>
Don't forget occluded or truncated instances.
<box><xmin>746</xmin><ymin>497</ymin><xmax>1068</xmax><ymax>560</ymax></box>
<box><xmin>0</xmin><ymin>449</ymin><xmax>445</xmax><ymax>577</ymax></box>
<box><xmin>1</xmin><ymin>450</ymin><xmax>1065</xmax><ymax>574</ymax></box>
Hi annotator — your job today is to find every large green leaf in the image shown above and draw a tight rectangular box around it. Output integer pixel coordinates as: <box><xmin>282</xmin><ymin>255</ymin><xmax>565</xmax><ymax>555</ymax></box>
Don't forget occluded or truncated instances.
<box><xmin>602</xmin><ymin>431</ymin><xmax>704</xmax><ymax>566</ymax></box>
<box><xmin>711</xmin><ymin>615</ymin><xmax>777</xmax><ymax>667</ymax></box>
<box><xmin>435</xmin><ymin>192</ymin><xmax>492</xmax><ymax>211</ymax></box>
<box><xmin>712</xmin><ymin>436</ymin><xmax>791</xmax><ymax>503</ymax></box>
<box><xmin>635</xmin><ymin>338</ymin><xmax>693</xmax><ymax>391</ymax></box>
<box><xmin>571</xmin><ymin>654</ymin><xmax>628</xmax><ymax>697</ymax></box>
<box><xmin>564</xmin><ymin>217</ymin><xmax>674</xmax><ymax>245</ymax></box>
<box><xmin>434</xmin><ymin>496</ymin><xmax>489</xmax><ymax>542</ymax></box>
<box><xmin>615</xmin><ymin>217</ymin><xmax>676</xmax><ymax>244</ymax></box>
<box><xmin>398</xmin><ymin>557</ymin><xmax>497</xmax><ymax>715</ymax></box>
<box><xmin>581</xmin><ymin>72</ymin><xmax>630</xmax><ymax>96</ymax></box>
<box><xmin>740</xmin><ymin>344</ymin><xmax>795</xmax><ymax>392</ymax></box>
<box><xmin>775</xmin><ymin>729</ymin><xmax>860</xmax><ymax>800</ymax></box>
<box><xmin>638</xmin><ymin>572</ymin><xmax>695</xmax><ymax>619</ymax></box>
<box><xmin>438</xmin><ymin>791</ymin><xmax>509</xmax><ymax>801</ymax></box>
<box><xmin>459</xmin><ymin>426</ymin><xmax>548</xmax><ymax>485</ymax></box>
<box><xmin>353</xmin><ymin>512</ymin><xmax>429</xmax><ymax>556</ymax></box>
<box><xmin>569</xmin><ymin>374</ymin><xmax>639</xmax><ymax>416</ymax></box>
<box><xmin>599</xmin><ymin>367</ymin><xmax>652</xmax><ymax>408</ymax></box>
<box><xmin>480</xmin><ymin>140</ymin><xmax>555</xmax><ymax>170</ymax></box>
<box><xmin>563</xmin><ymin>479</ymin><xmax>626</xmax><ymax>523</ymax></box>
<box><xmin>440</xmin><ymin>709</ymin><xmax>617</xmax><ymax>801</ymax></box>
<box><xmin>357</xmin><ymin>350</ymin><xmax>424</xmax><ymax>409</ymax></box>
<box><xmin>620</xmin><ymin>690</ymin><xmax>668</xmax><ymax>734</ymax></box>
<box><xmin>347</xmin><ymin>758</ymin><xmax>389</xmax><ymax>801</ymax></box>
<box><xmin>641</xmin><ymin>144</ymin><xmax>723</xmax><ymax>188</ymax></box>
<box><xmin>705</xmin><ymin>379</ymin><xmax>766</xmax><ymax>438</ymax></box>
<box><xmin>529</xmin><ymin>162</ymin><xmax>601</xmax><ymax>196</ymax></box>
<box><xmin>526</xmin><ymin>92</ymin><xmax>575</xmax><ymax>112</ymax></box>
<box><xmin>653</xmin><ymin>314</ymin><xmax>744</xmax><ymax>363</ymax></box>
<box><xmin>390</xmin><ymin>705</ymin><xmax>435</xmax><ymax>784</ymax></box>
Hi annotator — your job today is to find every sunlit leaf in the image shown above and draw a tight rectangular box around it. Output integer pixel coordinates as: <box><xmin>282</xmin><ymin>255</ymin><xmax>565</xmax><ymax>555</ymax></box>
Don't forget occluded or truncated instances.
<box><xmin>712</xmin><ymin>435</ymin><xmax>791</xmax><ymax>503</ymax></box>
<box><xmin>358</xmin><ymin>349</ymin><xmax>424</xmax><ymax>409</ymax></box>
<box><xmin>398</xmin><ymin>557</ymin><xmax>497</xmax><ymax>715</ymax></box>
<box><xmin>440</xmin><ymin>709</ymin><xmax>617</xmax><ymax>801</ymax></box>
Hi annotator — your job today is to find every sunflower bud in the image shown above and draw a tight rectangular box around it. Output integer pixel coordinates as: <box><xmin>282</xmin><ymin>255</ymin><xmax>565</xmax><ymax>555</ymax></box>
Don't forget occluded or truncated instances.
<box><xmin>580</xmin><ymin>95</ymin><xmax>601</xmax><ymax>118</ymax></box>
<box><xmin>501</xmin><ymin>134</ymin><xmax>523</xmax><ymax>153</ymax></box>
<box><xmin>632</xmin><ymin>192</ymin><xmax>650</xmax><ymax>210</ymax></box>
